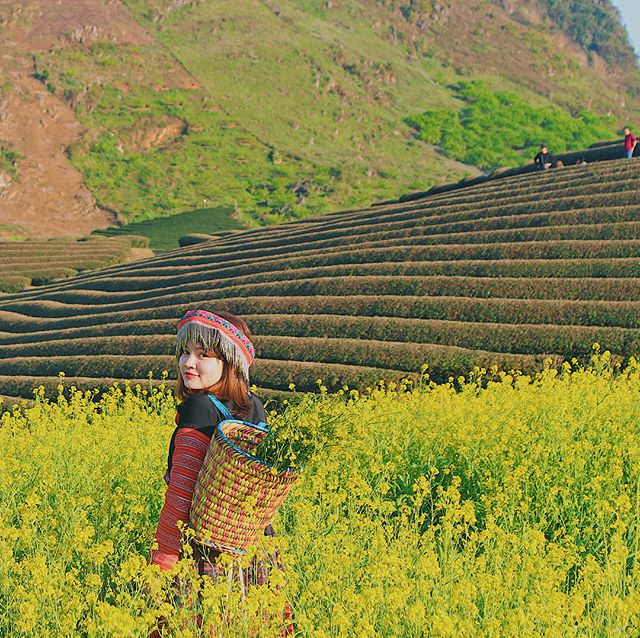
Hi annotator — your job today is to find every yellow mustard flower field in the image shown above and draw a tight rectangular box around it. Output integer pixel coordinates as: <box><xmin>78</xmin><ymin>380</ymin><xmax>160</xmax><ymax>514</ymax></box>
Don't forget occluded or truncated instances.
<box><xmin>1</xmin><ymin>351</ymin><xmax>639</xmax><ymax>637</ymax></box>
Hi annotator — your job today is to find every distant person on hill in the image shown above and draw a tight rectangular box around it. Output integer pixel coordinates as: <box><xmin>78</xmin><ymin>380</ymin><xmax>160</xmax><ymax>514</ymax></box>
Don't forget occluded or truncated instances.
<box><xmin>534</xmin><ymin>145</ymin><xmax>554</xmax><ymax>170</ymax></box>
<box><xmin>624</xmin><ymin>127</ymin><xmax>637</xmax><ymax>159</ymax></box>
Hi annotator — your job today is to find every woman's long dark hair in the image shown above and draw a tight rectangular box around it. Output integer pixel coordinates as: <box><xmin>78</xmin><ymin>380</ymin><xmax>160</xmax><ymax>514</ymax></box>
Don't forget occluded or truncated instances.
<box><xmin>176</xmin><ymin>310</ymin><xmax>252</xmax><ymax>419</ymax></box>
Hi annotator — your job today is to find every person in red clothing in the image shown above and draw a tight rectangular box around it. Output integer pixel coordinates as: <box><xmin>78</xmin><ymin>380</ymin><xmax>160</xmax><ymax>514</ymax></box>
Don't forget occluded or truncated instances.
<box><xmin>150</xmin><ymin>309</ymin><xmax>293</xmax><ymax>636</ymax></box>
<box><xmin>624</xmin><ymin>127</ymin><xmax>637</xmax><ymax>159</ymax></box>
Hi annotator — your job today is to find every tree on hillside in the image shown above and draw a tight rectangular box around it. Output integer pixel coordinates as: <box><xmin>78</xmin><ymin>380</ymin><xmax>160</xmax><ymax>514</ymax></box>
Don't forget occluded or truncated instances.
<box><xmin>537</xmin><ymin>0</ymin><xmax>638</xmax><ymax>69</ymax></box>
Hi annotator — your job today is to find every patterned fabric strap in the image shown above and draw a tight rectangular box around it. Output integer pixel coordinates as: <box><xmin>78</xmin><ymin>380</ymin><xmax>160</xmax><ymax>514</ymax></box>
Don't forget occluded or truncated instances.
<box><xmin>178</xmin><ymin>309</ymin><xmax>255</xmax><ymax>366</ymax></box>
<box><xmin>152</xmin><ymin>427</ymin><xmax>211</xmax><ymax>570</ymax></box>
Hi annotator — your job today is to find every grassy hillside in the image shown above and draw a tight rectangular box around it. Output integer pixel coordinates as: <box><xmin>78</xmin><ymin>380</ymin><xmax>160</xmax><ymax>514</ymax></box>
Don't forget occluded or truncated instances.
<box><xmin>21</xmin><ymin>0</ymin><xmax>639</xmax><ymax>231</ymax></box>
<box><xmin>406</xmin><ymin>79</ymin><xmax>617</xmax><ymax>170</ymax></box>
<box><xmin>2</xmin><ymin>158</ymin><xmax>640</xmax><ymax>400</ymax></box>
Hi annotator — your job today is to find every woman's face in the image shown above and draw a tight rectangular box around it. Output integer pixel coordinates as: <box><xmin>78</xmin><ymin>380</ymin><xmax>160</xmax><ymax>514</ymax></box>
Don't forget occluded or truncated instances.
<box><xmin>179</xmin><ymin>340</ymin><xmax>224</xmax><ymax>390</ymax></box>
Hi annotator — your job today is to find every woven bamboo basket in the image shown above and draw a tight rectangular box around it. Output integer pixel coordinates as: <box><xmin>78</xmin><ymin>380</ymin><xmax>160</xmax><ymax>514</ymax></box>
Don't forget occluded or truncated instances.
<box><xmin>190</xmin><ymin>419</ymin><xmax>299</xmax><ymax>555</ymax></box>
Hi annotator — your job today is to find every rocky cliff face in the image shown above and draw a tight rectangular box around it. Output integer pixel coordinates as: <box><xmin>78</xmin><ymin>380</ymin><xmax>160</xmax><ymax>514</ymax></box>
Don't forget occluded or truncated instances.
<box><xmin>0</xmin><ymin>0</ymin><xmax>638</xmax><ymax>239</ymax></box>
<box><xmin>0</xmin><ymin>0</ymin><xmax>152</xmax><ymax>238</ymax></box>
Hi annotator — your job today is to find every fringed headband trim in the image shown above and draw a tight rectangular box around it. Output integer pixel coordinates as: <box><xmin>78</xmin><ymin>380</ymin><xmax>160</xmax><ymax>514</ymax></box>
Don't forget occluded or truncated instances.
<box><xmin>177</xmin><ymin>309</ymin><xmax>255</xmax><ymax>366</ymax></box>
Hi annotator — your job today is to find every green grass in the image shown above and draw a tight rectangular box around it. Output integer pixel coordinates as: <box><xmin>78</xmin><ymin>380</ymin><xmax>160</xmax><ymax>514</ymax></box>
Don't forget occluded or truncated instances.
<box><xmin>93</xmin><ymin>206</ymin><xmax>242</xmax><ymax>249</ymax></box>
<box><xmin>0</xmin><ymin>144</ymin><xmax>22</xmax><ymax>183</ymax></box>
<box><xmin>405</xmin><ymin>79</ymin><xmax>618</xmax><ymax>170</ymax></box>
<box><xmin>32</xmin><ymin>35</ymin><xmax>453</xmax><ymax>228</ymax></box>
<box><xmin>34</xmin><ymin>43</ymin><xmax>347</xmax><ymax>226</ymax></box>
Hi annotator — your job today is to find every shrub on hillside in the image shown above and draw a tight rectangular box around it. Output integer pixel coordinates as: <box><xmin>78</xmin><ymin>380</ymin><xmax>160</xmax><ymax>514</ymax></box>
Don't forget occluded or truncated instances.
<box><xmin>125</xmin><ymin>235</ymin><xmax>151</xmax><ymax>248</ymax></box>
<box><xmin>537</xmin><ymin>0</ymin><xmax>637</xmax><ymax>68</ymax></box>
<box><xmin>0</xmin><ymin>144</ymin><xmax>23</xmax><ymax>182</ymax></box>
<box><xmin>0</xmin><ymin>277</ymin><xmax>30</xmax><ymax>294</ymax></box>
<box><xmin>0</xmin><ymin>355</ymin><xmax>175</xmax><ymax>379</ymax></box>
<box><xmin>178</xmin><ymin>233</ymin><xmax>214</xmax><ymax>247</ymax></box>
<box><xmin>30</xmin><ymin>268</ymin><xmax>79</xmax><ymax>286</ymax></box>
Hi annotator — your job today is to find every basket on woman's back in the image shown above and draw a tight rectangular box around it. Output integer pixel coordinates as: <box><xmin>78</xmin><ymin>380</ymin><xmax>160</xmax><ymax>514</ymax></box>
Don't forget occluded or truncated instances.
<box><xmin>190</xmin><ymin>414</ymin><xmax>299</xmax><ymax>555</ymax></box>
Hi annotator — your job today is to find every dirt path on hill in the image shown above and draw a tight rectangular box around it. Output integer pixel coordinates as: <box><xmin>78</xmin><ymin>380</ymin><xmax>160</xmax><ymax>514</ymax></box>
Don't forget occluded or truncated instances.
<box><xmin>0</xmin><ymin>0</ymin><xmax>152</xmax><ymax>239</ymax></box>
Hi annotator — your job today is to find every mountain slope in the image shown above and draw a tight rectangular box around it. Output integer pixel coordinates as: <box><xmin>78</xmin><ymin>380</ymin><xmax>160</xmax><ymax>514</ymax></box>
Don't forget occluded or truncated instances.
<box><xmin>0</xmin><ymin>0</ymin><xmax>638</xmax><ymax>238</ymax></box>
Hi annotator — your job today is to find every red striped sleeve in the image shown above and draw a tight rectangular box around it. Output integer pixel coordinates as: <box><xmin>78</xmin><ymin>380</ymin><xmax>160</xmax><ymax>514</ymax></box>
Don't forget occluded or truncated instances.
<box><xmin>151</xmin><ymin>427</ymin><xmax>211</xmax><ymax>569</ymax></box>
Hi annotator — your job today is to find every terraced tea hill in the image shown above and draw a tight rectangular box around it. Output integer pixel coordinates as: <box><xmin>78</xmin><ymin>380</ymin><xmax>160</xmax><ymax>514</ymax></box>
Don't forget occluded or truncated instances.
<box><xmin>0</xmin><ymin>236</ymin><xmax>148</xmax><ymax>293</ymax></box>
<box><xmin>2</xmin><ymin>158</ymin><xmax>640</xmax><ymax>402</ymax></box>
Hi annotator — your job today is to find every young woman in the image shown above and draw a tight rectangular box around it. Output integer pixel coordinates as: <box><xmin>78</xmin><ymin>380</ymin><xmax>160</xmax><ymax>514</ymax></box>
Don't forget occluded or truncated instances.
<box><xmin>150</xmin><ymin>309</ymin><xmax>293</xmax><ymax>633</ymax></box>
<box><xmin>151</xmin><ymin>310</ymin><xmax>273</xmax><ymax>575</ymax></box>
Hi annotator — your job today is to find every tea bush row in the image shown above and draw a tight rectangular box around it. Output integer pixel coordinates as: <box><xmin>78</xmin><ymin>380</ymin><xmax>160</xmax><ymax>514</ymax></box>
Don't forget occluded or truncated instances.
<box><xmin>47</xmin><ymin>219</ymin><xmax>640</xmax><ymax>283</ymax></box>
<box><xmin>315</xmin><ymin>205</ymin><xmax>640</xmax><ymax>245</ymax></box>
<box><xmin>0</xmin><ymin>254</ymin><xmax>130</xmax><ymax>268</ymax></box>
<box><xmin>252</xmin><ymin>334</ymin><xmax>551</xmax><ymax>377</ymax></box>
<box><xmin>152</xmin><ymin>237</ymin><xmax>640</xmax><ymax>271</ymax></box>
<box><xmin>193</xmin><ymin>217</ymin><xmax>640</xmax><ymax>257</ymax></box>
<box><xmin>0</xmin><ymin>374</ymin><xmax>292</xmax><ymax>407</ymax></box>
<box><xmin>181</xmin><ymin>274</ymin><xmax>640</xmax><ymax>303</ymax></box>
<box><xmin>0</xmin><ymin>244</ymin><xmax>131</xmax><ymax>256</ymax></box>
<box><xmin>11</xmin><ymin>274</ymin><xmax>640</xmax><ymax>315</ymax></box>
<box><xmin>0</xmin><ymin>374</ymin><xmax>280</xmax><ymax>404</ymax></box>
<box><xmin>17</xmin><ymin>256</ymin><xmax>640</xmax><ymax>308</ymax></box>
<box><xmin>0</xmin><ymin>331</ymin><xmax>554</xmax><ymax>375</ymax></box>
<box><xmin>137</xmin><ymin>162</ymin><xmax>639</xmax><ymax>257</ymax></box>
<box><xmin>0</xmin><ymin>237</ymin><xmax>143</xmax><ymax>291</ymax></box>
<box><xmin>0</xmin><ymin>355</ymin><xmax>418</xmax><ymax>395</ymax></box>
<box><xmin>246</xmin><ymin>316</ymin><xmax>635</xmax><ymax>358</ymax></box>
<box><xmin>356</xmin><ymin>173</ymin><xmax>640</xmax><ymax>225</ymax></box>
<box><xmin>0</xmin><ymin>313</ymin><xmax>626</xmax><ymax>378</ymax></box>
<box><xmin>38</xmin><ymin>247</ymin><xmax>640</xmax><ymax>301</ymax></box>
<box><xmin>165</xmin><ymin>194</ymin><xmax>640</xmax><ymax>260</ymax></box>
<box><xmin>2</xmin><ymin>314</ymin><xmax>638</xmax><ymax>360</ymax></box>
<box><xmin>227</xmin><ymin>186</ymin><xmax>640</xmax><ymax>251</ymax></box>
<box><xmin>24</xmin><ymin>265</ymin><xmax>640</xmax><ymax>312</ymax></box>
<box><xmin>25</xmin><ymin>239</ymin><xmax>640</xmax><ymax>292</ymax></box>
<box><xmin>4</xmin><ymin>294</ymin><xmax>640</xmax><ymax>336</ymax></box>
<box><xmin>417</xmin><ymin>160</ymin><xmax>639</xmax><ymax>203</ymax></box>
<box><xmin>252</xmin><ymin>221</ymin><xmax>640</xmax><ymax>252</ymax></box>
<box><xmin>0</xmin><ymin>319</ymin><xmax>177</xmax><ymax>345</ymax></box>
<box><xmin>284</xmin><ymin>186</ymin><xmax>640</xmax><ymax>238</ymax></box>
<box><xmin>112</xmin><ymin>190</ymin><xmax>640</xmax><ymax>266</ymax></box>
<box><xmin>234</xmin><ymin>296</ymin><xmax>640</xmax><ymax>329</ymax></box>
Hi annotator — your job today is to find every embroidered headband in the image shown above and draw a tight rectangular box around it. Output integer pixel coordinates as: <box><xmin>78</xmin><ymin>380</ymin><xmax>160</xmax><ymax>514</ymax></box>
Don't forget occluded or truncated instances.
<box><xmin>176</xmin><ymin>309</ymin><xmax>255</xmax><ymax>385</ymax></box>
